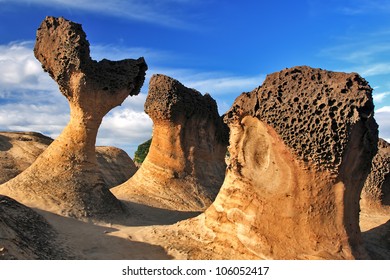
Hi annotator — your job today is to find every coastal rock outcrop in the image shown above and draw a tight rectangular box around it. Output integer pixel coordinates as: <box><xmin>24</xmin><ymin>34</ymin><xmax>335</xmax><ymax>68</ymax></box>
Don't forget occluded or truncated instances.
<box><xmin>145</xmin><ymin>66</ymin><xmax>378</xmax><ymax>259</ymax></box>
<box><xmin>362</xmin><ymin>138</ymin><xmax>390</xmax><ymax>212</ymax></box>
<box><xmin>112</xmin><ymin>74</ymin><xmax>228</xmax><ymax>211</ymax></box>
<box><xmin>0</xmin><ymin>17</ymin><xmax>147</xmax><ymax>219</ymax></box>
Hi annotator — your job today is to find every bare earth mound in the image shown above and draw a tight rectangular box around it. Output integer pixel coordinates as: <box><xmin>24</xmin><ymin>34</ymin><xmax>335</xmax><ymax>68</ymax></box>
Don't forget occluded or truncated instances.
<box><xmin>0</xmin><ymin>132</ymin><xmax>52</xmax><ymax>184</ymax></box>
<box><xmin>96</xmin><ymin>146</ymin><xmax>137</xmax><ymax>188</ymax></box>
<box><xmin>0</xmin><ymin>132</ymin><xmax>137</xmax><ymax>188</ymax></box>
<box><xmin>136</xmin><ymin>66</ymin><xmax>379</xmax><ymax>259</ymax></box>
<box><xmin>112</xmin><ymin>74</ymin><xmax>228</xmax><ymax>211</ymax></box>
<box><xmin>0</xmin><ymin>16</ymin><xmax>147</xmax><ymax>219</ymax></box>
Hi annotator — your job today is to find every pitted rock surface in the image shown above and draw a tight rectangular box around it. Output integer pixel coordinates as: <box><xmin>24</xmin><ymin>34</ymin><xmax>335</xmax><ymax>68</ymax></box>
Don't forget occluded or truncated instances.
<box><xmin>0</xmin><ymin>17</ymin><xmax>147</xmax><ymax>219</ymax></box>
<box><xmin>144</xmin><ymin>66</ymin><xmax>378</xmax><ymax>259</ymax></box>
<box><xmin>226</xmin><ymin>66</ymin><xmax>376</xmax><ymax>173</ymax></box>
<box><xmin>34</xmin><ymin>16</ymin><xmax>146</xmax><ymax>102</ymax></box>
<box><xmin>112</xmin><ymin>74</ymin><xmax>228</xmax><ymax>211</ymax></box>
<box><xmin>362</xmin><ymin>138</ymin><xmax>390</xmax><ymax>211</ymax></box>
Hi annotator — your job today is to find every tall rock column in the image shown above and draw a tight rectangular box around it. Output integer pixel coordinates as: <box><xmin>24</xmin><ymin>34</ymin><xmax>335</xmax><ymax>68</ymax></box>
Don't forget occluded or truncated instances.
<box><xmin>0</xmin><ymin>16</ymin><xmax>147</xmax><ymax>219</ymax></box>
<box><xmin>112</xmin><ymin>74</ymin><xmax>228</xmax><ymax>211</ymax></box>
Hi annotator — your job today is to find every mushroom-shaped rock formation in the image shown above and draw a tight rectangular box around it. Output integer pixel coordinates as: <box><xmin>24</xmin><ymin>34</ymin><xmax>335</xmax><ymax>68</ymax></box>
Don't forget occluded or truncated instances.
<box><xmin>144</xmin><ymin>66</ymin><xmax>378</xmax><ymax>259</ymax></box>
<box><xmin>0</xmin><ymin>17</ymin><xmax>147</xmax><ymax>219</ymax></box>
<box><xmin>112</xmin><ymin>74</ymin><xmax>228</xmax><ymax>211</ymax></box>
<box><xmin>362</xmin><ymin>138</ymin><xmax>390</xmax><ymax>212</ymax></box>
<box><xmin>0</xmin><ymin>195</ymin><xmax>69</xmax><ymax>259</ymax></box>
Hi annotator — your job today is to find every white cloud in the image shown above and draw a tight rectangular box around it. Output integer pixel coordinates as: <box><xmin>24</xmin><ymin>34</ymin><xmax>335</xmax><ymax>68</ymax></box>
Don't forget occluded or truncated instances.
<box><xmin>359</xmin><ymin>63</ymin><xmax>390</xmax><ymax>77</ymax></box>
<box><xmin>376</xmin><ymin>106</ymin><xmax>390</xmax><ymax>113</ymax></box>
<box><xmin>98</xmin><ymin>107</ymin><xmax>153</xmax><ymax>157</ymax></box>
<box><xmin>0</xmin><ymin>41</ymin><xmax>56</xmax><ymax>92</ymax></box>
<box><xmin>2</xmin><ymin>0</ymin><xmax>199</xmax><ymax>29</ymax></box>
<box><xmin>373</xmin><ymin>91</ymin><xmax>390</xmax><ymax>103</ymax></box>
<box><xmin>375</xmin><ymin>106</ymin><xmax>390</xmax><ymax>141</ymax></box>
<box><xmin>0</xmin><ymin>41</ymin><xmax>265</xmax><ymax>155</ymax></box>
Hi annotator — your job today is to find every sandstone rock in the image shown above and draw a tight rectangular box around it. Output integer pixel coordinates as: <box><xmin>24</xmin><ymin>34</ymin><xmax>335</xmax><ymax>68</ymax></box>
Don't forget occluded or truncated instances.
<box><xmin>112</xmin><ymin>74</ymin><xmax>228</xmax><ymax>211</ymax></box>
<box><xmin>0</xmin><ymin>17</ymin><xmax>147</xmax><ymax>219</ymax></box>
<box><xmin>0</xmin><ymin>195</ymin><xmax>69</xmax><ymax>259</ymax></box>
<box><xmin>362</xmin><ymin>138</ymin><xmax>390</xmax><ymax>212</ymax></box>
<box><xmin>145</xmin><ymin>66</ymin><xmax>378</xmax><ymax>259</ymax></box>
<box><xmin>96</xmin><ymin>146</ymin><xmax>137</xmax><ymax>188</ymax></box>
<box><xmin>0</xmin><ymin>132</ymin><xmax>52</xmax><ymax>184</ymax></box>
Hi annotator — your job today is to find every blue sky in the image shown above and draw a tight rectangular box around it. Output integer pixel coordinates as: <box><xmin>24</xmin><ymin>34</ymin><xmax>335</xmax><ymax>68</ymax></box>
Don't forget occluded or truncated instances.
<box><xmin>0</xmin><ymin>0</ymin><xmax>390</xmax><ymax>157</ymax></box>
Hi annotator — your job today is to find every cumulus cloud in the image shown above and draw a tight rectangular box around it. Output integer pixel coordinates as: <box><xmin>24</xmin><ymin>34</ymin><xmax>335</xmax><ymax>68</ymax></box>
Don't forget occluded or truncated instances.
<box><xmin>98</xmin><ymin>93</ymin><xmax>153</xmax><ymax>157</ymax></box>
<box><xmin>0</xmin><ymin>41</ymin><xmax>265</xmax><ymax>155</ymax></box>
<box><xmin>0</xmin><ymin>41</ymin><xmax>56</xmax><ymax>92</ymax></box>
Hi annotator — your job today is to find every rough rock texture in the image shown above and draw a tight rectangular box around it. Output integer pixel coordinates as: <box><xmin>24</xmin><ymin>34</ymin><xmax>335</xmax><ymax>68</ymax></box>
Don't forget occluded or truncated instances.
<box><xmin>0</xmin><ymin>17</ymin><xmax>147</xmax><ymax>219</ymax></box>
<box><xmin>0</xmin><ymin>195</ymin><xmax>69</xmax><ymax>259</ymax></box>
<box><xmin>0</xmin><ymin>132</ymin><xmax>137</xmax><ymax>188</ymax></box>
<box><xmin>112</xmin><ymin>74</ymin><xmax>228</xmax><ymax>211</ymax></box>
<box><xmin>362</xmin><ymin>138</ymin><xmax>390</xmax><ymax>212</ymax></box>
<box><xmin>144</xmin><ymin>66</ymin><xmax>378</xmax><ymax>259</ymax></box>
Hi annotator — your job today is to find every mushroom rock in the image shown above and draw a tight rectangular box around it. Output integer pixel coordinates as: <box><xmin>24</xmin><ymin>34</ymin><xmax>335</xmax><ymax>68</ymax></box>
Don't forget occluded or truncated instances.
<box><xmin>361</xmin><ymin>138</ymin><xmax>390</xmax><ymax>212</ymax></box>
<box><xmin>0</xmin><ymin>16</ymin><xmax>147</xmax><ymax>219</ymax></box>
<box><xmin>149</xmin><ymin>66</ymin><xmax>378</xmax><ymax>259</ymax></box>
<box><xmin>112</xmin><ymin>74</ymin><xmax>228</xmax><ymax>211</ymax></box>
<box><xmin>0</xmin><ymin>195</ymin><xmax>69</xmax><ymax>259</ymax></box>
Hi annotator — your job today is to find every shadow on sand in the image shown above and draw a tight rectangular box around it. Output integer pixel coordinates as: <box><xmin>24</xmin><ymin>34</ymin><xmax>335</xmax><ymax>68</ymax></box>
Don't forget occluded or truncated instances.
<box><xmin>362</xmin><ymin>219</ymin><xmax>390</xmax><ymax>260</ymax></box>
<box><xmin>35</xmin><ymin>208</ymin><xmax>175</xmax><ymax>260</ymax></box>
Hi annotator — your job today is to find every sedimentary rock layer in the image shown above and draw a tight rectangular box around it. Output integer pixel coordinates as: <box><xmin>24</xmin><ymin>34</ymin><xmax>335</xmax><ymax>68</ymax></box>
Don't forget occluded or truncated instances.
<box><xmin>112</xmin><ymin>74</ymin><xmax>228</xmax><ymax>211</ymax></box>
<box><xmin>147</xmin><ymin>66</ymin><xmax>378</xmax><ymax>259</ymax></box>
<box><xmin>0</xmin><ymin>17</ymin><xmax>147</xmax><ymax>219</ymax></box>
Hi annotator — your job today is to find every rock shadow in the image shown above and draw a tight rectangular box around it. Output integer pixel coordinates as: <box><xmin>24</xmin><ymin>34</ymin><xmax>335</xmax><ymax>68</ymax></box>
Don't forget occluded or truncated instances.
<box><xmin>362</xmin><ymin>219</ymin><xmax>390</xmax><ymax>259</ymax></box>
<box><xmin>119</xmin><ymin>200</ymin><xmax>201</xmax><ymax>227</ymax></box>
<box><xmin>0</xmin><ymin>134</ymin><xmax>12</xmax><ymax>152</ymax></box>
<box><xmin>35</xmin><ymin>208</ymin><xmax>174</xmax><ymax>260</ymax></box>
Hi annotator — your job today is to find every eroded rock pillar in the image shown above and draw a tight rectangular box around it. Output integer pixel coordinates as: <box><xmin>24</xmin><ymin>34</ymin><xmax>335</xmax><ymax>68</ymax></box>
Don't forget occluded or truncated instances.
<box><xmin>0</xmin><ymin>16</ymin><xmax>147</xmax><ymax>219</ymax></box>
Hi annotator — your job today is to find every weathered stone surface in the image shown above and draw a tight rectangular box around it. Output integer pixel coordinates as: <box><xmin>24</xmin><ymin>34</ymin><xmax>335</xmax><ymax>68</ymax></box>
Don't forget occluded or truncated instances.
<box><xmin>0</xmin><ymin>132</ymin><xmax>52</xmax><ymax>184</ymax></box>
<box><xmin>144</xmin><ymin>66</ymin><xmax>378</xmax><ymax>259</ymax></box>
<box><xmin>112</xmin><ymin>74</ymin><xmax>228</xmax><ymax>211</ymax></box>
<box><xmin>0</xmin><ymin>195</ymin><xmax>69</xmax><ymax>259</ymax></box>
<box><xmin>96</xmin><ymin>146</ymin><xmax>137</xmax><ymax>188</ymax></box>
<box><xmin>0</xmin><ymin>17</ymin><xmax>147</xmax><ymax>219</ymax></box>
<box><xmin>362</xmin><ymin>138</ymin><xmax>390</xmax><ymax>212</ymax></box>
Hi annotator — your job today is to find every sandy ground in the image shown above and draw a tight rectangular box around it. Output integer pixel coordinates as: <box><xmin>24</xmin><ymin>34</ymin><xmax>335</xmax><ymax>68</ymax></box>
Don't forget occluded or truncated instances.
<box><xmin>32</xmin><ymin>200</ymin><xmax>389</xmax><ymax>260</ymax></box>
<box><xmin>35</xmin><ymin>201</ymin><xmax>200</xmax><ymax>260</ymax></box>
